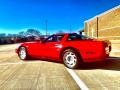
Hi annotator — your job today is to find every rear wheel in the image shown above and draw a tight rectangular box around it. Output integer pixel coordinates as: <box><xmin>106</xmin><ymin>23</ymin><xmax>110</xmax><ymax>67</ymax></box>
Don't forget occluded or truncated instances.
<box><xmin>62</xmin><ymin>49</ymin><xmax>81</xmax><ymax>69</ymax></box>
<box><xmin>18</xmin><ymin>47</ymin><xmax>28</xmax><ymax>60</ymax></box>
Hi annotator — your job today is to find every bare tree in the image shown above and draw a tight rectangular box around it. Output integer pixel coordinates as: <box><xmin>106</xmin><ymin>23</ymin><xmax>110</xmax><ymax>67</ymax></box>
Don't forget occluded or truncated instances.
<box><xmin>0</xmin><ymin>33</ymin><xmax>6</xmax><ymax>37</ymax></box>
<box><xmin>18</xmin><ymin>31</ymin><xmax>26</xmax><ymax>37</ymax></box>
<box><xmin>26</xmin><ymin>29</ymin><xmax>41</xmax><ymax>36</ymax></box>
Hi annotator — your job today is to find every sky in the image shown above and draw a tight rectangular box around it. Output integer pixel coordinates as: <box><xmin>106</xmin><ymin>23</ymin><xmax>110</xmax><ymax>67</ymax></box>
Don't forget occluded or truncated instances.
<box><xmin>0</xmin><ymin>0</ymin><xmax>120</xmax><ymax>35</ymax></box>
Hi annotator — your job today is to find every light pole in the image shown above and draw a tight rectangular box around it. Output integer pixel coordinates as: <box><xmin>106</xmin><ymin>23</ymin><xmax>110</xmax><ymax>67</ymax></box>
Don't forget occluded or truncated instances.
<box><xmin>45</xmin><ymin>19</ymin><xmax>48</xmax><ymax>36</ymax></box>
<box><xmin>70</xmin><ymin>24</ymin><xmax>71</xmax><ymax>33</ymax></box>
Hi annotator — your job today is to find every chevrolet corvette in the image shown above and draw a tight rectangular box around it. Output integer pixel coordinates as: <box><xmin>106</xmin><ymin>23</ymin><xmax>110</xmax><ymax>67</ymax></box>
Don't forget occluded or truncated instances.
<box><xmin>16</xmin><ymin>33</ymin><xmax>111</xmax><ymax>69</ymax></box>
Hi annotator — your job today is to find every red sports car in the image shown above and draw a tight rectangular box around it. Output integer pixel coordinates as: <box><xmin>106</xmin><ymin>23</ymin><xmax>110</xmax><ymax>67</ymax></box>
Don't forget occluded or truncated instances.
<box><xmin>16</xmin><ymin>33</ymin><xmax>111</xmax><ymax>69</ymax></box>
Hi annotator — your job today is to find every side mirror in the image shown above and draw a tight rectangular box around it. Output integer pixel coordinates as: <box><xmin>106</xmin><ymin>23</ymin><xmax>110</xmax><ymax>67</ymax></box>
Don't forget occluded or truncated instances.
<box><xmin>35</xmin><ymin>38</ymin><xmax>40</xmax><ymax>42</ymax></box>
<box><xmin>40</xmin><ymin>38</ymin><xmax>46</xmax><ymax>44</ymax></box>
<box><xmin>40</xmin><ymin>40</ymin><xmax>46</xmax><ymax>44</ymax></box>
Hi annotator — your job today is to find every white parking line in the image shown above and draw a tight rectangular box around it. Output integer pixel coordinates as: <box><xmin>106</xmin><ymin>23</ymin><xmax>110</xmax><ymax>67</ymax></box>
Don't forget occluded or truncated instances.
<box><xmin>65</xmin><ymin>67</ymin><xmax>89</xmax><ymax>90</ymax></box>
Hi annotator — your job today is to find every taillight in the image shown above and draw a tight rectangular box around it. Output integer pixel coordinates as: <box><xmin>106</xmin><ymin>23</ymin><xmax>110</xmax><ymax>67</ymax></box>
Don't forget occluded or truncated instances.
<box><xmin>104</xmin><ymin>40</ymin><xmax>111</xmax><ymax>54</ymax></box>
<box><xmin>105</xmin><ymin>47</ymin><xmax>110</xmax><ymax>54</ymax></box>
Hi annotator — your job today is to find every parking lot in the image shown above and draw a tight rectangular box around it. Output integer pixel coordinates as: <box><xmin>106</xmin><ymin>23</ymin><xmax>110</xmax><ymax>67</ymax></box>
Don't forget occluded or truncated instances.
<box><xmin>0</xmin><ymin>42</ymin><xmax>120</xmax><ymax>90</ymax></box>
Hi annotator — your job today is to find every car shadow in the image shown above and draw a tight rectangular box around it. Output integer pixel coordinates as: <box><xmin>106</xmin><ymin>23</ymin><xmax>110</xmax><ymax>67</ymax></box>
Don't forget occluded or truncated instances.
<box><xmin>23</xmin><ymin>57</ymin><xmax>120</xmax><ymax>71</ymax></box>
<box><xmin>77</xmin><ymin>57</ymin><xmax>120</xmax><ymax>71</ymax></box>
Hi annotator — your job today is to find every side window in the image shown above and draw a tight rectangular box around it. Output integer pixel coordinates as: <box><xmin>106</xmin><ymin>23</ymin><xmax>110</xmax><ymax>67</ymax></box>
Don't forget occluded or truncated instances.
<box><xmin>57</xmin><ymin>35</ymin><xmax>63</xmax><ymax>41</ymax></box>
<box><xmin>67</xmin><ymin>34</ymin><xmax>82</xmax><ymax>41</ymax></box>
<box><xmin>81</xmin><ymin>35</ymin><xmax>90</xmax><ymax>40</ymax></box>
<box><xmin>45</xmin><ymin>35</ymin><xmax>64</xmax><ymax>42</ymax></box>
<box><xmin>47</xmin><ymin>35</ymin><xmax>57</xmax><ymax>42</ymax></box>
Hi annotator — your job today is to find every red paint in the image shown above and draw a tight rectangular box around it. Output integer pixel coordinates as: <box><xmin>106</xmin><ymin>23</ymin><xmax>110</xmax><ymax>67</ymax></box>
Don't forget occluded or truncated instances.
<box><xmin>16</xmin><ymin>33</ymin><xmax>111</xmax><ymax>62</ymax></box>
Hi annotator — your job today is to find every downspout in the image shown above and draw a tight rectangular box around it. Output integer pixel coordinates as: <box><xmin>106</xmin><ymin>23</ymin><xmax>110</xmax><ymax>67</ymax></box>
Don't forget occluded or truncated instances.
<box><xmin>96</xmin><ymin>17</ymin><xmax>99</xmax><ymax>39</ymax></box>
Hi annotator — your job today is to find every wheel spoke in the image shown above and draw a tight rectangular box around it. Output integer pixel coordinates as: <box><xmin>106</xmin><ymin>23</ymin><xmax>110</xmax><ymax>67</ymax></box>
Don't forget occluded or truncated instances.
<box><xmin>64</xmin><ymin>51</ymin><xmax>77</xmax><ymax>68</ymax></box>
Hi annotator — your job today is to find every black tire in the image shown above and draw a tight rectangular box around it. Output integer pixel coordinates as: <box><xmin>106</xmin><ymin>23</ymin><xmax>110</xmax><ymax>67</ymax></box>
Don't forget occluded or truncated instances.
<box><xmin>18</xmin><ymin>47</ymin><xmax>28</xmax><ymax>60</ymax></box>
<box><xmin>62</xmin><ymin>49</ymin><xmax>81</xmax><ymax>69</ymax></box>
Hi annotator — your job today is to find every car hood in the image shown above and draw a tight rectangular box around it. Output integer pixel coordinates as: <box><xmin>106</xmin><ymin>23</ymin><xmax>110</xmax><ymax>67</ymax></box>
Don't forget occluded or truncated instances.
<box><xmin>21</xmin><ymin>41</ymin><xmax>41</xmax><ymax>46</ymax></box>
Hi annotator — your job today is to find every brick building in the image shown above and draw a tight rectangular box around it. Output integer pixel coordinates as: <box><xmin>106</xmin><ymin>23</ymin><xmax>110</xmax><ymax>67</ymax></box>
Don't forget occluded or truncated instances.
<box><xmin>84</xmin><ymin>5</ymin><xmax>120</xmax><ymax>40</ymax></box>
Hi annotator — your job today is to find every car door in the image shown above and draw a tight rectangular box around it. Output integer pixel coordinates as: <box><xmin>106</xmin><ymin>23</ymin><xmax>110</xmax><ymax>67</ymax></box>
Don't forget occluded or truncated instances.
<box><xmin>28</xmin><ymin>42</ymin><xmax>45</xmax><ymax>58</ymax></box>
<box><xmin>44</xmin><ymin>42</ymin><xmax>61</xmax><ymax>60</ymax></box>
<box><xmin>41</xmin><ymin>35</ymin><xmax>63</xmax><ymax>60</ymax></box>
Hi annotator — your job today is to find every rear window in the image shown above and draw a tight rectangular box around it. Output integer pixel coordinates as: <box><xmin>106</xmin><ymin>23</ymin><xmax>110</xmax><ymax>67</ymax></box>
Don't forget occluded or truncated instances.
<box><xmin>67</xmin><ymin>33</ymin><xmax>91</xmax><ymax>41</ymax></box>
<box><xmin>67</xmin><ymin>33</ymin><xmax>82</xmax><ymax>41</ymax></box>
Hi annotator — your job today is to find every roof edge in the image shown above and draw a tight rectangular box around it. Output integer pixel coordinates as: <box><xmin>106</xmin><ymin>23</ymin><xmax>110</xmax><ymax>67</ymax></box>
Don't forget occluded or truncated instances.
<box><xmin>85</xmin><ymin>5</ymin><xmax>120</xmax><ymax>23</ymax></box>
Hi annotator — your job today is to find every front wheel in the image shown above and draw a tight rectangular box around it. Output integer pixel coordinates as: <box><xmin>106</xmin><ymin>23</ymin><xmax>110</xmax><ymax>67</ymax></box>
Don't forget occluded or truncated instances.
<box><xmin>18</xmin><ymin>47</ymin><xmax>28</xmax><ymax>60</ymax></box>
<box><xmin>62</xmin><ymin>49</ymin><xmax>81</xmax><ymax>69</ymax></box>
